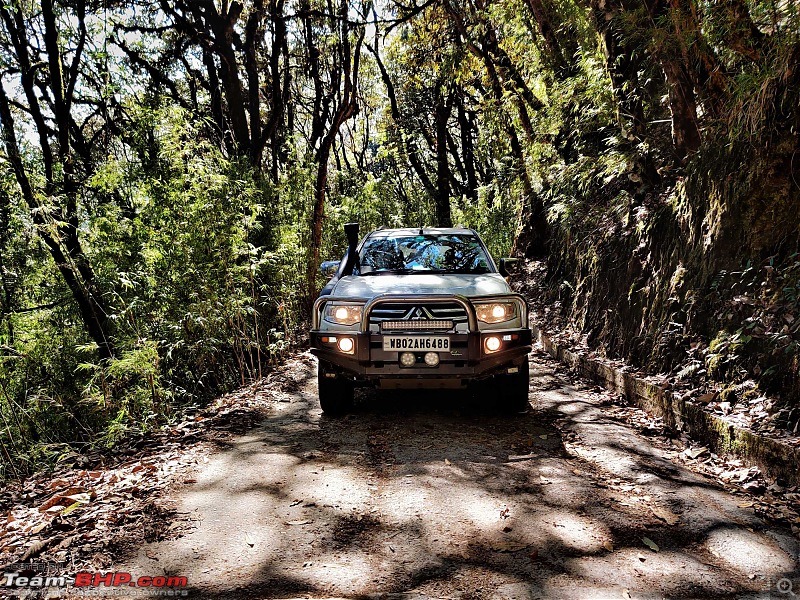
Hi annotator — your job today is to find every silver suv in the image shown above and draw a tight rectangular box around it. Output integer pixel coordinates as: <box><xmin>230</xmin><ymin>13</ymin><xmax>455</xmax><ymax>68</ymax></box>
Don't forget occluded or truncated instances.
<box><xmin>310</xmin><ymin>224</ymin><xmax>532</xmax><ymax>414</ymax></box>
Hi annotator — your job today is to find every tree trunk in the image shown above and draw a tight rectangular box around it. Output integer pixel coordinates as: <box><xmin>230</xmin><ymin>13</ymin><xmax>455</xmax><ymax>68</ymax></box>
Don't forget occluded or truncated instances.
<box><xmin>589</xmin><ymin>0</ymin><xmax>648</xmax><ymax>139</ymax></box>
<box><xmin>458</xmin><ymin>99</ymin><xmax>479</xmax><ymax>203</ymax></box>
<box><xmin>305</xmin><ymin>0</ymin><xmax>367</xmax><ymax>302</ymax></box>
<box><xmin>665</xmin><ymin>0</ymin><xmax>728</xmax><ymax>119</ymax></box>
<box><xmin>244</xmin><ymin>0</ymin><xmax>266</xmax><ymax>167</ymax></box>
<box><xmin>473</xmin><ymin>44</ymin><xmax>546</xmax><ymax>256</ymax></box>
<box><xmin>636</xmin><ymin>0</ymin><xmax>702</xmax><ymax>157</ymax></box>
<box><xmin>206</xmin><ymin>1</ymin><xmax>252</xmax><ymax>157</ymax></box>
<box><xmin>0</xmin><ymin>81</ymin><xmax>114</xmax><ymax>360</ymax></box>
<box><xmin>265</xmin><ymin>0</ymin><xmax>289</xmax><ymax>180</ymax></box>
<box><xmin>524</xmin><ymin>0</ymin><xmax>567</xmax><ymax>74</ymax></box>
<box><xmin>434</xmin><ymin>89</ymin><xmax>454</xmax><ymax>228</ymax></box>
<box><xmin>661</xmin><ymin>57</ymin><xmax>702</xmax><ymax>158</ymax></box>
<box><xmin>203</xmin><ymin>47</ymin><xmax>228</xmax><ymax>147</ymax></box>
<box><xmin>368</xmin><ymin>42</ymin><xmax>438</xmax><ymax>198</ymax></box>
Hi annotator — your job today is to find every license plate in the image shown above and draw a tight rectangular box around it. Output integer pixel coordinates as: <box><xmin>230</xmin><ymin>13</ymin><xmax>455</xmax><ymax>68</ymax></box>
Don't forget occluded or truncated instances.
<box><xmin>382</xmin><ymin>336</ymin><xmax>450</xmax><ymax>352</ymax></box>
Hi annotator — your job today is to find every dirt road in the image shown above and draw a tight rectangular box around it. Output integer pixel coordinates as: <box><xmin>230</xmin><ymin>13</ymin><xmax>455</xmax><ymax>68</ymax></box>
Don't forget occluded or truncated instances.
<box><xmin>121</xmin><ymin>350</ymin><xmax>799</xmax><ymax>599</ymax></box>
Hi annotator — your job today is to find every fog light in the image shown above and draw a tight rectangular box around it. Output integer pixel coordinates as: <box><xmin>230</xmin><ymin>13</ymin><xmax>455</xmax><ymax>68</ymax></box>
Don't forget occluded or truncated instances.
<box><xmin>400</xmin><ymin>352</ymin><xmax>416</xmax><ymax>367</ymax></box>
<box><xmin>337</xmin><ymin>337</ymin><xmax>354</xmax><ymax>353</ymax></box>
<box><xmin>424</xmin><ymin>352</ymin><xmax>440</xmax><ymax>366</ymax></box>
<box><xmin>484</xmin><ymin>336</ymin><xmax>502</xmax><ymax>353</ymax></box>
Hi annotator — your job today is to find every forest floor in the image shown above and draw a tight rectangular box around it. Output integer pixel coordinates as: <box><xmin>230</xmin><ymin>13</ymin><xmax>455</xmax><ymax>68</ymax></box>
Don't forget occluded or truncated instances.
<box><xmin>3</xmin><ymin>349</ymin><xmax>800</xmax><ymax>598</ymax></box>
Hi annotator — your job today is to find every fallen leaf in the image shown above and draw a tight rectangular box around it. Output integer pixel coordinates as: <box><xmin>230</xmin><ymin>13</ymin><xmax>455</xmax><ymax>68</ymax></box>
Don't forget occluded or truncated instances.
<box><xmin>743</xmin><ymin>481</ymin><xmax>765</xmax><ymax>492</ymax></box>
<box><xmin>643</xmin><ymin>537</ymin><xmax>659</xmax><ymax>552</ymax></box>
<box><xmin>64</xmin><ymin>493</ymin><xmax>91</xmax><ymax>504</ymax></box>
<box><xmin>737</xmin><ymin>501</ymin><xmax>754</xmax><ymax>508</ymax></box>
<box><xmin>603</xmin><ymin>540</ymin><xmax>614</xmax><ymax>552</ymax></box>
<box><xmin>39</xmin><ymin>487</ymin><xmax>84</xmax><ymax>512</ymax></box>
<box><xmin>20</xmin><ymin>538</ymin><xmax>52</xmax><ymax>561</ymax></box>
<box><xmin>444</xmin><ymin>458</ymin><xmax>451</xmax><ymax>466</ymax></box>
<box><xmin>286</xmin><ymin>520</ymin><xmax>312</xmax><ymax>526</ymax></box>
<box><xmin>697</xmin><ymin>392</ymin><xmax>718</xmax><ymax>404</ymax></box>
<box><xmin>31</xmin><ymin>522</ymin><xmax>48</xmax><ymax>534</ymax></box>
<box><xmin>508</xmin><ymin>453</ymin><xmax>537</xmax><ymax>461</ymax></box>
<box><xmin>61</xmin><ymin>502</ymin><xmax>83</xmax><ymax>516</ymax></box>
<box><xmin>183</xmin><ymin>479</ymin><xmax>197</xmax><ymax>484</ymax></box>
<box><xmin>651</xmin><ymin>506</ymin><xmax>680</xmax><ymax>526</ymax></box>
<box><xmin>686</xmin><ymin>447</ymin><xmax>709</xmax><ymax>460</ymax></box>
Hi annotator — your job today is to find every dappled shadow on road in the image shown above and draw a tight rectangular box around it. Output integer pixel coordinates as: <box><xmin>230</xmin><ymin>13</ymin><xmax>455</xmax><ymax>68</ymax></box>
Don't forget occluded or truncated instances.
<box><xmin>122</xmin><ymin>353</ymin><xmax>799</xmax><ymax>599</ymax></box>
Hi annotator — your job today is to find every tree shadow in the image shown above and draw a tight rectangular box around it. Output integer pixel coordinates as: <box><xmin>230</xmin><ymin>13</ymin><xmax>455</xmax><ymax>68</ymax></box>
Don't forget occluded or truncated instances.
<box><xmin>118</xmin><ymin>362</ymin><xmax>798</xmax><ymax>599</ymax></box>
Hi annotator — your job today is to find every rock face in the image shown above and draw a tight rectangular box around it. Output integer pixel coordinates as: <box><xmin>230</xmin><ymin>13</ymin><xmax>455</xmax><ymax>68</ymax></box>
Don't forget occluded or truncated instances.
<box><xmin>516</xmin><ymin>138</ymin><xmax>800</xmax><ymax>414</ymax></box>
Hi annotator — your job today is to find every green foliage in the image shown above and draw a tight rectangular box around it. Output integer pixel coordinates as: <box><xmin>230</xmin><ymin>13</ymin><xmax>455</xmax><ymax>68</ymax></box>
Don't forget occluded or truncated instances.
<box><xmin>450</xmin><ymin>184</ymin><xmax>517</xmax><ymax>258</ymax></box>
<box><xmin>705</xmin><ymin>256</ymin><xmax>800</xmax><ymax>400</ymax></box>
<box><xmin>0</xmin><ymin>107</ymin><xmax>296</xmax><ymax>478</ymax></box>
<box><xmin>2</xmin><ymin>0</ymin><xmax>800</xmax><ymax>481</ymax></box>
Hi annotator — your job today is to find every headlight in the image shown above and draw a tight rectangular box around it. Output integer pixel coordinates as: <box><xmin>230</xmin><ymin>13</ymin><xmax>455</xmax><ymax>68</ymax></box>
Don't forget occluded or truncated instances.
<box><xmin>324</xmin><ymin>304</ymin><xmax>363</xmax><ymax>326</ymax></box>
<box><xmin>474</xmin><ymin>302</ymin><xmax>516</xmax><ymax>324</ymax></box>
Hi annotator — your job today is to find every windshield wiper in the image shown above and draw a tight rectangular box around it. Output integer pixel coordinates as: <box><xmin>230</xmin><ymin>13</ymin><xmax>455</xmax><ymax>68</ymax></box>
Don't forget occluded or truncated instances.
<box><xmin>360</xmin><ymin>268</ymin><xmax>489</xmax><ymax>275</ymax></box>
<box><xmin>359</xmin><ymin>268</ymin><xmax>414</xmax><ymax>276</ymax></box>
<box><xmin>427</xmin><ymin>268</ymin><xmax>491</xmax><ymax>274</ymax></box>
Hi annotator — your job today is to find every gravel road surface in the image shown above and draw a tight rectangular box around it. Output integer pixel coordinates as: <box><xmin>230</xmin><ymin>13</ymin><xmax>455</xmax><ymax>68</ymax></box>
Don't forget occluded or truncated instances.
<box><xmin>122</xmin><ymin>350</ymin><xmax>800</xmax><ymax>599</ymax></box>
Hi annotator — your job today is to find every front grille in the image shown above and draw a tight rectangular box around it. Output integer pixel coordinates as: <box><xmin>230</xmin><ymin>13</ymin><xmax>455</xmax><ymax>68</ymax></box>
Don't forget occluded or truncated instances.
<box><xmin>369</xmin><ymin>302</ymin><xmax>468</xmax><ymax>330</ymax></box>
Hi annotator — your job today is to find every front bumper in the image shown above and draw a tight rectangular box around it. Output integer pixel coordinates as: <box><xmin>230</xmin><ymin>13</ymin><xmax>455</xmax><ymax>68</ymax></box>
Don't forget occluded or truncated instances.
<box><xmin>310</xmin><ymin>293</ymin><xmax>532</xmax><ymax>387</ymax></box>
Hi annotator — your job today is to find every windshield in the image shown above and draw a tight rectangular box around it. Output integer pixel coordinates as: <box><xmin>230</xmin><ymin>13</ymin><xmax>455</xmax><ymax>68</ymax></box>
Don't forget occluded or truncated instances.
<box><xmin>357</xmin><ymin>234</ymin><xmax>493</xmax><ymax>275</ymax></box>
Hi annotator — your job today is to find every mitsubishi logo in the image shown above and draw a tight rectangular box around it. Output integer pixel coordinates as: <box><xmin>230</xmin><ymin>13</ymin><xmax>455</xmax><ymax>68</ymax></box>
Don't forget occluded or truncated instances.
<box><xmin>408</xmin><ymin>307</ymin><xmax>432</xmax><ymax>320</ymax></box>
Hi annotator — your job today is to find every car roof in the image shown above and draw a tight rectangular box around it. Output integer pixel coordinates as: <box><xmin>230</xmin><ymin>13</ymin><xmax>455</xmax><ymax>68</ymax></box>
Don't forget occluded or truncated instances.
<box><xmin>365</xmin><ymin>227</ymin><xmax>478</xmax><ymax>238</ymax></box>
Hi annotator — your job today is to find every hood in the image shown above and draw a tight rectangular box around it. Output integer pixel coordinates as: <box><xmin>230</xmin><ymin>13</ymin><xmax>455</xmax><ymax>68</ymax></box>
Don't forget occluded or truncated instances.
<box><xmin>332</xmin><ymin>273</ymin><xmax>511</xmax><ymax>299</ymax></box>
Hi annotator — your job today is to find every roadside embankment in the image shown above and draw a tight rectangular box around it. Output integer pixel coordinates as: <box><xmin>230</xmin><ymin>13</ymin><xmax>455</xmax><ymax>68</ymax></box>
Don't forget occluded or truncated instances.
<box><xmin>532</xmin><ymin>324</ymin><xmax>800</xmax><ymax>487</ymax></box>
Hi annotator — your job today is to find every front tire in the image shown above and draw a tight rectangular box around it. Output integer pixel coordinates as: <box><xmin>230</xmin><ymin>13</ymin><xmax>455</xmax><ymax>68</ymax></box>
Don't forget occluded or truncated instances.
<box><xmin>318</xmin><ymin>360</ymin><xmax>355</xmax><ymax>416</ymax></box>
<box><xmin>496</xmin><ymin>356</ymin><xmax>530</xmax><ymax>413</ymax></box>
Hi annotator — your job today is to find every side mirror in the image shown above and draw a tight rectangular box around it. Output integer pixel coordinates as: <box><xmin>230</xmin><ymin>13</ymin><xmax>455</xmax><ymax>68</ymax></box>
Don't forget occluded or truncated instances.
<box><xmin>499</xmin><ymin>258</ymin><xmax>519</xmax><ymax>277</ymax></box>
<box><xmin>320</xmin><ymin>260</ymin><xmax>341</xmax><ymax>278</ymax></box>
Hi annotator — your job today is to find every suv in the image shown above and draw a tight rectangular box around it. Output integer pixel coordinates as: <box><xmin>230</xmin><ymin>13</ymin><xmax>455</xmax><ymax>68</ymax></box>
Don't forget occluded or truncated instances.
<box><xmin>310</xmin><ymin>224</ymin><xmax>532</xmax><ymax>414</ymax></box>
